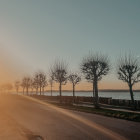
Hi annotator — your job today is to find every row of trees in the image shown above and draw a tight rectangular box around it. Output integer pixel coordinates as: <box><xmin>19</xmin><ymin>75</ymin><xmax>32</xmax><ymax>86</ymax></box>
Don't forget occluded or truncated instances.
<box><xmin>15</xmin><ymin>53</ymin><xmax>140</xmax><ymax>109</ymax></box>
<box><xmin>16</xmin><ymin>72</ymin><xmax>48</xmax><ymax>95</ymax></box>
<box><xmin>15</xmin><ymin>70</ymin><xmax>81</xmax><ymax>99</ymax></box>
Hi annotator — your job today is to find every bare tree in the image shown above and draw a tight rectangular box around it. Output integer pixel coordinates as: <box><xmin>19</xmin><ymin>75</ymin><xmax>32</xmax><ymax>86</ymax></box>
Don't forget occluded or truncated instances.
<box><xmin>34</xmin><ymin>72</ymin><xmax>47</xmax><ymax>95</ymax></box>
<box><xmin>51</xmin><ymin>60</ymin><xmax>68</xmax><ymax>102</ymax></box>
<box><xmin>81</xmin><ymin>53</ymin><xmax>110</xmax><ymax>108</ymax></box>
<box><xmin>21</xmin><ymin>80</ymin><xmax>25</xmax><ymax>94</ymax></box>
<box><xmin>68</xmin><ymin>73</ymin><xmax>81</xmax><ymax>103</ymax></box>
<box><xmin>33</xmin><ymin>73</ymin><xmax>39</xmax><ymax>95</ymax></box>
<box><xmin>21</xmin><ymin>77</ymin><xmax>31</xmax><ymax>95</ymax></box>
<box><xmin>15</xmin><ymin>81</ymin><xmax>20</xmax><ymax>94</ymax></box>
<box><xmin>42</xmin><ymin>76</ymin><xmax>48</xmax><ymax>95</ymax></box>
<box><xmin>117</xmin><ymin>55</ymin><xmax>140</xmax><ymax>109</ymax></box>
<box><xmin>30</xmin><ymin>79</ymin><xmax>34</xmax><ymax>95</ymax></box>
<box><xmin>49</xmin><ymin>78</ymin><xmax>54</xmax><ymax>96</ymax></box>
<box><xmin>48</xmin><ymin>70</ymin><xmax>54</xmax><ymax>96</ymax></box>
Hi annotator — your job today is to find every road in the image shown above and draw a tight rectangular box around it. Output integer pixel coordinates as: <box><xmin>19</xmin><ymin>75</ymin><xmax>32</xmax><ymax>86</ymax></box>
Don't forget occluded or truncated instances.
<box><xmin>0</xmin><ymin>94</ymin><xmax>140</xmax><ymax>140</ymax></box>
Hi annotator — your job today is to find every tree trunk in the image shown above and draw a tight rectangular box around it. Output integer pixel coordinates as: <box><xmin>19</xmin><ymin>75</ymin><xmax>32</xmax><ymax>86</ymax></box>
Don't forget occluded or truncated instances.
<box><xmin>23</xmin><ymin>88</ymin><xmax>24</xmax><ymax>95</ymax></box>
<box><xmin>73</xmin><ymin>84</ymin><xmax>75</xmax><ymax>103</ymax></box>
<box><xmin>26</xmin><ymin>87</ymin><xmax>28</xmax><ymax>95</ymax></box>
<box><xmin>32</xmin><ymin>88</ymin><xmax>33</xmax><ymax>95</ymax></box>
<box><xmin>92</xmin><ymin>81</ymin><xmax>95</xmax><ymax>104</ymax></box>
<box><xmin>16</xmin><ymin>88</ymin><xmax>18</xmax><ymax>94</ymax></box>
<box><xmin>94</xmin><ymin>80</ymin><xmax>99</xmax><ymax>108</ymax></box>
<box><xmin>51</xmin><ymin>86</ymin><xmax>52</xmax><ymax>96</ymax></box>
<box><xmin>40</xmin><ymin>86</ymin><xmax>41</xmax><ymax>95</ymax></box>
<box><xmin>129</xmin><ymin>85</ymin><xmax>136</xmax><ymax>110</ymax></box>
<box><xmin>36</xmin><ymin>88</ymin><xmax>37</xmax><ymax>95</ymax></box>
<box><xmin>59</xmin><ymin>83</ymin><xmax>62</xmax><ymax>103</ymax></box>
<box><xmin>42</xmin><ymin>87</ymin><xmax>44</xmax><ymax>95</ymax></box>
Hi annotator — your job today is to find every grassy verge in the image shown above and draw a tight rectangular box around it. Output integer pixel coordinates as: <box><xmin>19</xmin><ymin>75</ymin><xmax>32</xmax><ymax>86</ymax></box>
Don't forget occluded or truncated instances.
<box><xmin>48</xmin><ymin>102</ymin><xmax>140</xmax><ymax>122</ymax></box>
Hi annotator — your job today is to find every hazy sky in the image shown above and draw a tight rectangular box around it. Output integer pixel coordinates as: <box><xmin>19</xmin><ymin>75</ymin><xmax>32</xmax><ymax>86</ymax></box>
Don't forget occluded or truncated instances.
<box><xmin>0</xmin><ymin>0</ymin><xmax>140</xmax><ymax>89</ymax></box>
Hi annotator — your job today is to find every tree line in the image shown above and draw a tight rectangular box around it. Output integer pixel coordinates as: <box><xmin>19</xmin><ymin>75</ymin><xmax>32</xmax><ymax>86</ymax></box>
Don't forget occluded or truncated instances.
<box><xmin>14</xmin><ymin>53</ymin><xmax>140</xmax><ymax>109</ymax></box>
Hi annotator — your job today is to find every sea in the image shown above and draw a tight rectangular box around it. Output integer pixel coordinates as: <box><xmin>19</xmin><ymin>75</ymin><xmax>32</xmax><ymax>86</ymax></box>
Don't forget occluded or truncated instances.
<box><xmin>44</xmin><ymin>91</ymin><xmax>140</xmax><ymax>100</ymax></box>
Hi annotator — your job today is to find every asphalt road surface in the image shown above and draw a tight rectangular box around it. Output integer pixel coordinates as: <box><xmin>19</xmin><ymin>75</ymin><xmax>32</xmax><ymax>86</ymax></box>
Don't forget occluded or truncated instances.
<box><xmin>0</xmin><ymin>94</ymin><xmax>140</xmax><ymax>140</ymax></box>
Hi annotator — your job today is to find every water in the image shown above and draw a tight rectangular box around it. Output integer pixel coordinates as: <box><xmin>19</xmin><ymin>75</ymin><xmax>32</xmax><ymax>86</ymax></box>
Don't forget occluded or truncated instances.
<box><xmin>44</xmin><ymin>91</ymin><xmax>140</xmax><ymax>100</ymax></box>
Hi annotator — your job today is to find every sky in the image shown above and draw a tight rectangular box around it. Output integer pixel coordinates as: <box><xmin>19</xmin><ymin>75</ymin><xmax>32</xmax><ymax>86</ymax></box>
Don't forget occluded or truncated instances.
<box><xmin>0</xmin><ymin>0</ymin><xmax>140</xmax><ymax>90</ymax></box>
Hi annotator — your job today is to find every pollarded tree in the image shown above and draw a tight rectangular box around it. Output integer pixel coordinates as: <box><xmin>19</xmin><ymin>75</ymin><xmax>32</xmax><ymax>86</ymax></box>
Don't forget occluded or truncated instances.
<box><xmin>68</xmin><ymin>73</ymin><xmax>81</xmax><ymax>103</ymax></box>
<box><xmin>15</xmin><ymin>81</ymin><xmax>20</xmax><ymax>94</ymax></box>
<box><xmin>49</xmin><ymin>78</ymin><xmax>54</xmax><ymax>96</ymax></box>
<box><xmin>48</xmin><ymin>69</ymin><xmax>55</xmax><ymax>96</ymax></box>
<box><xmin>117</xmin><ymin>55</ymin><xmax>140</xmax><ymax>109</ymax></box>
<box><xmin>42</xmin><ymin>75</ymin><xmax>48</xmax><ymax>95</ymax></box>
<box><xmin>30</xmin><ymin>79</ymin><xmax>35</xmax><ymax>95</ymax></box>
<box><xmin>81</xmin><ymin>53</ymin><xmax>110</xmax><ymax>108</ymax></box>
<box><xmin>34</xmin><ymin>72</ymin><xmax>47</xmax><ymax>95</ymax></box>
<box><xmin>21</xmin><ymin>80</ymin><xmax>26</xmax><ymax>94</ymax></box>
<box><xmin>33</xmin><ymin>73</ymin><xmax>39</xmax><ymax>95</ymax></box>
<box><xmin>51</xmin><ymin>60</ymin><xmax>68</xmax><ymax>102</ymax></box>
<box><xmin>21</xmin><ymin>77</ymin><xmax>32</xmax><ymax>95</ymax></box>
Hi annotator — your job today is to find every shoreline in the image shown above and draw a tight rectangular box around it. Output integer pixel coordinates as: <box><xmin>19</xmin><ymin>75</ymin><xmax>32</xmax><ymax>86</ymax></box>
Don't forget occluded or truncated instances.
<box><xmin>37</xmin><ymin>90</ymin><xmax>140</xmax><ymax>92</ymax></box>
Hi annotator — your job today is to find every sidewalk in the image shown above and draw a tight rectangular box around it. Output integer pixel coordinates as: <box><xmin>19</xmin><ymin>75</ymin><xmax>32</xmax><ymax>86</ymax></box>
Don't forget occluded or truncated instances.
<box><xmin>74</xmin><ymin>102</ymin><xmax>140</xmax><ymax>114</ymax></box>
